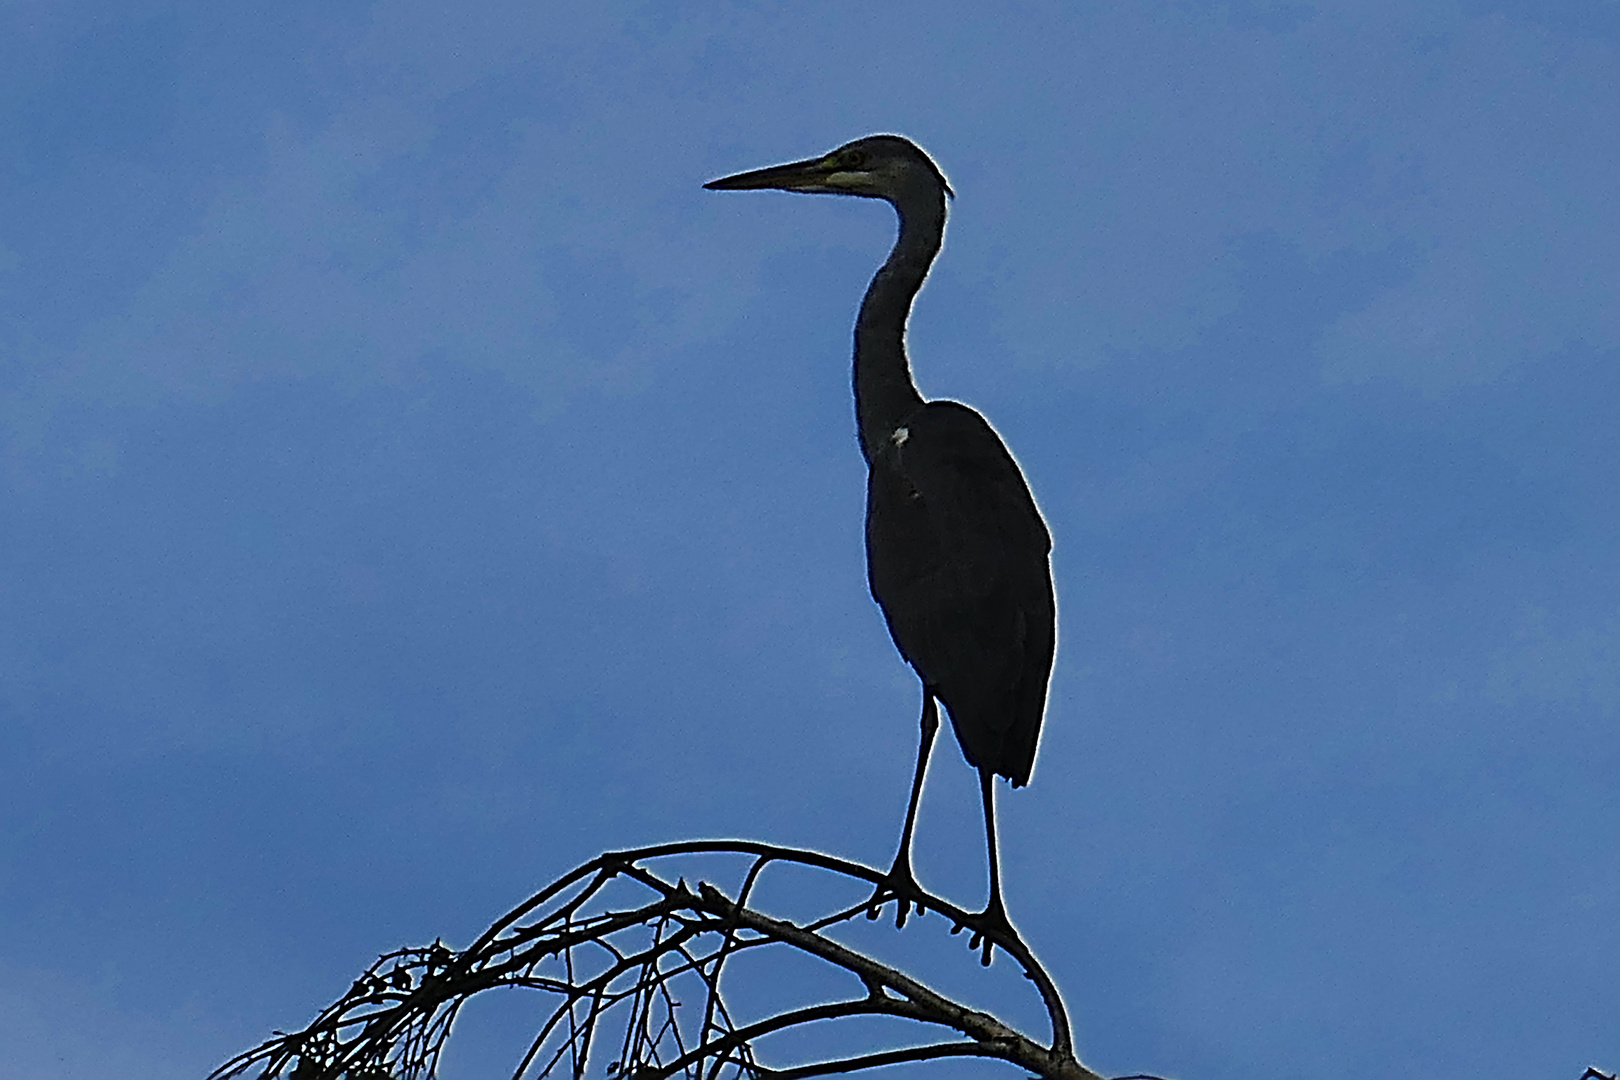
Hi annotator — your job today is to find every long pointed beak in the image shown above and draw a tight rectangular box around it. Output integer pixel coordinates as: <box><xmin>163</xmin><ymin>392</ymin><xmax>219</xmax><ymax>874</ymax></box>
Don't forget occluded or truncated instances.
<box><xmin>703</xmin><ymin>154</ymin><xmax>836</xmax><ymax>193</ymax></box>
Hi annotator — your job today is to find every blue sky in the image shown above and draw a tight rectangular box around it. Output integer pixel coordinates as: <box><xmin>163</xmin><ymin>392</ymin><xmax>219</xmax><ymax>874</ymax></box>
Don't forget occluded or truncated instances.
<box><xmin>2</xmin><ymin>2</ymin><xmax>1618</xmax><ymax>1077</ymax></box>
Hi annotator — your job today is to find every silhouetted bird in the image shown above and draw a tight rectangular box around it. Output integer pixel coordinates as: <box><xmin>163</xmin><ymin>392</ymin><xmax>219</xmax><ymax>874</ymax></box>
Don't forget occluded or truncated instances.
<box><xmin>706</xmin><ymin>136</ymin><xmax>1055</xmax><ymax>960</ymax></box>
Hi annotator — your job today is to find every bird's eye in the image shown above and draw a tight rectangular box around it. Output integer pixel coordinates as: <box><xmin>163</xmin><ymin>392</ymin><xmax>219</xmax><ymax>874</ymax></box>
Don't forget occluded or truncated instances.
<box><xmin>842</xmin><ymin>150</ymin><xmax>866</xmax><ymax>168</ymax></box>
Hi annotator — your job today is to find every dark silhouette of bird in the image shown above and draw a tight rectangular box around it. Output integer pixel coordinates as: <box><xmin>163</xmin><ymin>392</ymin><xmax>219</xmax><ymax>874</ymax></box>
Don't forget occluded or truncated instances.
<box><xmin>705</xmin><ymin>135</ymin><xmax>1055</xmax><ymax>961</ymax></box>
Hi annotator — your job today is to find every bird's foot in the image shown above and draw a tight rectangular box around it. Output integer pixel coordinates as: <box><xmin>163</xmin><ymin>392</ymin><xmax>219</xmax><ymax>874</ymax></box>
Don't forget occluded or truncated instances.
<box><xmin>865</xmin><ymin>861</ymin><xmax>927</xmax><ymax>929</ymax></box>
<box><xmin>950</xmin><ymin>896</ymin><xmax>1020</xmax><ymax>967</ymax></box>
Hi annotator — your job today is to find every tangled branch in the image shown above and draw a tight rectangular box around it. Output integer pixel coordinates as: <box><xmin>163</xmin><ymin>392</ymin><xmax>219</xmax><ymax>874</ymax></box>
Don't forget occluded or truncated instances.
<box><xmin>211</xmin><ymin>840</ymin><xmax>1106</xmax><ymax>1080</ymax></box>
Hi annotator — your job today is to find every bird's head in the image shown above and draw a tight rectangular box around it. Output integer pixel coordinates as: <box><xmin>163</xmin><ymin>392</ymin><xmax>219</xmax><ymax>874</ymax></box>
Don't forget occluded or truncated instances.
<box><xmin>704</xmin><ymin>135</ymin><xmax>952</xmax><ymax>205</ymax></box>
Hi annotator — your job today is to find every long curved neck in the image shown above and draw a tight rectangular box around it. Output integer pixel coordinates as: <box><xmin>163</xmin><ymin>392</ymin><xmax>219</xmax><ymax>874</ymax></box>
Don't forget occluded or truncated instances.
<box><xmin>854</xmin><ymin>191</ymin><xmax>945</xmax><ymax>464</ymax></box>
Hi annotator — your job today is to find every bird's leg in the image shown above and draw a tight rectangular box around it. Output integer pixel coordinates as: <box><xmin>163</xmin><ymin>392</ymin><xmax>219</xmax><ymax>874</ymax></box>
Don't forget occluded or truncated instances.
<box><xmin>966</xmin><ymin>765</ymin><xmax>1020</xmax><ymax>966</ymax></box>
<box><xmin>867</xmin><ymin>691</ymin><xmax>939</xmax><ymax>928</ymax></box>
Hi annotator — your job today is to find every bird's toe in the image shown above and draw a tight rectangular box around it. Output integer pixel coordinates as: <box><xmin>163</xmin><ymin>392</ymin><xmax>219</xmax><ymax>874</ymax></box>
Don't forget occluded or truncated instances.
<box><xmin>965</xmin><ymin>899</ymin><xmax>1020</xmax><ymax>966</ymax></box>
<box><xmin>866</xmin><ymin>866</ymin><xmax>926</xmax><ymax>929</ymax></box>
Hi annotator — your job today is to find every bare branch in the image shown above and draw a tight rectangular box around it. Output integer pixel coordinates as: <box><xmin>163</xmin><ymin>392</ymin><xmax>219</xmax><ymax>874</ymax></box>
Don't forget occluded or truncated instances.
<box><xmin>211</xmin><ymin>841</ymin><xmax>1109</xmax><ymax>1080</ymax></box>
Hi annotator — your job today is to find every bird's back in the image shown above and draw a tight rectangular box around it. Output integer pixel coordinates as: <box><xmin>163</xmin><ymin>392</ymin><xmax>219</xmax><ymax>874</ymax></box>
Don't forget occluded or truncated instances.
<box><xmin>864</xmin><ymin>400</ymin><xmax>1055</xmax><ymax>786</ymax></box>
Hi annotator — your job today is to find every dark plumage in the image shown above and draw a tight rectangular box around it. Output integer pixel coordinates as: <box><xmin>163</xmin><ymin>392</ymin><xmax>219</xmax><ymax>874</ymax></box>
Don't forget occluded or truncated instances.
<box><xmin>705</xmin><ymin>135</ymin><xmax>1055</xmax><ymax>958</ymax></box>
<box><xmin>866</xmin><ymin>400</ymin><xmax>1054</xmax><ymax>784</ymax></box>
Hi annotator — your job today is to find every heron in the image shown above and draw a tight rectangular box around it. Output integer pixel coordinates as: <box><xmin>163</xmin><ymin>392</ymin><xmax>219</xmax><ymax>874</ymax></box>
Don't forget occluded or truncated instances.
<box><xmin>705</xmin><ymin>136</ymin><xmax>1055</xmax><ymax>961</ymax></box>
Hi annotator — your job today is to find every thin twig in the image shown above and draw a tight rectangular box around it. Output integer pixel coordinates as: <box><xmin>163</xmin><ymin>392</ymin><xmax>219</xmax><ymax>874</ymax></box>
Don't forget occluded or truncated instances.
<box><xmin>759</xmin><ymin>1041</ymin><xmax>1000</xmax><ymax>1080</ymax></box>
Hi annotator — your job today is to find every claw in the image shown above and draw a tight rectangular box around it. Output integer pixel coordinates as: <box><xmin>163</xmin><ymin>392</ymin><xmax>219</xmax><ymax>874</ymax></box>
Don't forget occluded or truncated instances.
<box><xmin>866</xmin><ymin>862</ymin><xmax>926</xmax><ymax>929</ymax></box>
<box><xmin>965</xmin><ymin>898</ymin><xmax>1019</xmax><ymax>966</ymax></box>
